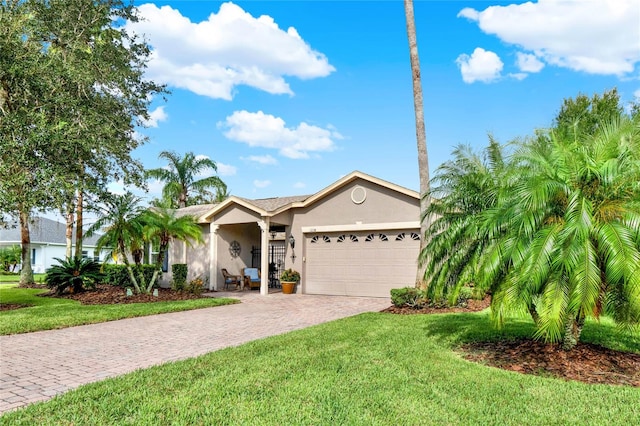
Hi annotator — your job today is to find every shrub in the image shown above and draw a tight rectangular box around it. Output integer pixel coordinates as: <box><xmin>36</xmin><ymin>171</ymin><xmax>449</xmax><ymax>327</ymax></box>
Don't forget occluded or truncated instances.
<box><xmin>186</xmin><ymin>275</ymin><xmax>206</xmax><ymax>295</ymax></box>
<box><xmin>103</xmin><ymin>264</ymin><xmax>157</xmax><ymax>288</ymax></box>
<box><xmin>390</xmin><ymin>287</ymin><xmax>427</xmax><ymax>308</ymax></box>
<box><xmin>280</xmin><ymin>268</ymin><xmax>300</xmax><ymax>282</ymax></box>
<box><xmin>45</xmin><ymin>257</ymin><xmax>105</xmax><ymax>295</ymax></box>
<box><xmin>171</xmin><ymin>264</ymin><xmax>188</xmax><ymax>291</ymax></box>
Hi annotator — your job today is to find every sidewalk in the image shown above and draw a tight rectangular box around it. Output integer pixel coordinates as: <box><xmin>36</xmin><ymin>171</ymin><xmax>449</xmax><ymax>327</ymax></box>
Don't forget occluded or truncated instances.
<box><xmin>0</xmin><ymin>292</ymin><xmax>389</xmax><ymax>413</ymax></box>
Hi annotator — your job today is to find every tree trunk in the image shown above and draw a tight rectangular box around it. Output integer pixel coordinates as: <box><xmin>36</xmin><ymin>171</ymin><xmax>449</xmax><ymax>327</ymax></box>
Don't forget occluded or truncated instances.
<box><xmin>528</xmin><ymin>304</ymin><xmax>540</xmax><ymax>326</ymax></box>
<box><xmin>562</xmin><ymin>315</ymin><xmax>585</xmax><ymax>351</ymax></box>
<box><xmin>147</xmin><ymin>243</ymin><xmax>168</xmax><ymax>292</ymax></box>
<box><xmin>119</xmin><ymin>241</ymin><xmax>141</xmax><ymax>293</ymax></box>
<box><xmin>65</xmin><ymin>201</ymin><xmax>75</xmax><ymax>258</ymax></box>
<box><xmin>404</xmin><ymin>0</ymin><xmax>430</xmax><ymax>286</ymax></box>
<box><xmin>74</xmin><ymin>187</ymin><xmax>83</xmax><ymax>259</ymax></box>
<box><xmin>19</xmin><ymin>208</ymin><xmax>34</xmax><ymax>285</ymax></box>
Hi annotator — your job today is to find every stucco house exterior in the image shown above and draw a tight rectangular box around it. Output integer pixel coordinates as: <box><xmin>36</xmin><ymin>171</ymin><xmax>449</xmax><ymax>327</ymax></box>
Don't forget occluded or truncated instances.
<box><xmin>0</xmin><ymin>217</ymin><xmax>108</xmax><ymax>273</ymax></box>
<box><xmin>166</xmin><ymin>171</ymin><xmax>421</xmax><ymax>298</ymax></box>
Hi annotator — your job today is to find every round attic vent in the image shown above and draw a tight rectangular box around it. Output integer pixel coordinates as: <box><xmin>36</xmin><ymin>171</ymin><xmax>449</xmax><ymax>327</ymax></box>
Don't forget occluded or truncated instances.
<box><xmin>351</xmin><ymin>186</ymin><xmax>367</xmax><ymax>204</ymax></box>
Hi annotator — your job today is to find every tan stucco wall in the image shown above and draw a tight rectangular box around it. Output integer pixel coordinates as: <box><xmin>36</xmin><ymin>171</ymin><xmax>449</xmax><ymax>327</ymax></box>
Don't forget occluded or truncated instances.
<box><xmin>284</xmin><ymin>178</ymin><xmax>420</xmax><ymax>280</ymax></box>
<box><xmin>213</xmin><ymin>204</ymin><xmax>261</xmax><ymax>225</ymax></box>
<box><xmin>161</xmin><ymin>224</ymin><xmax>210</xmax><ymax>287</ymax></box>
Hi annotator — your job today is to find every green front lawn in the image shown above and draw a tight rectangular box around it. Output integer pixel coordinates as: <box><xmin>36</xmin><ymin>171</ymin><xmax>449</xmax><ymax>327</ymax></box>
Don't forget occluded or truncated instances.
<box><xmin>2</xmin><ymin>312</ymin><xmax>638</xmax><ymax>425</ymax></box>
<box><xmin>0</xmin><ymin>285</ymin><xmax>237</xmax><ymax>335</ymax></box>
<box><xmin>0</xmin><ymin>273</ymin><xmax>46</xmax><ymax>283</ymax></box>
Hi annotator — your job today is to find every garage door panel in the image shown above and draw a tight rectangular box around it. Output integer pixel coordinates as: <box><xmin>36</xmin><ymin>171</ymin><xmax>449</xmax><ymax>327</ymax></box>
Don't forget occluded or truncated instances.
<box><xmin>304</xmin><ymin>230</ymin><xmax>419</xmax><ymax>298</ymax></box>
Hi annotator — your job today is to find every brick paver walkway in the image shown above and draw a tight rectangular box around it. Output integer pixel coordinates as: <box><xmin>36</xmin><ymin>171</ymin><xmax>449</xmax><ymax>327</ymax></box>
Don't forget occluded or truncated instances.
<box><xmin>0</xmin><ymin>292</ymin><xmax>389</xmax><ymax>413</ymax></box>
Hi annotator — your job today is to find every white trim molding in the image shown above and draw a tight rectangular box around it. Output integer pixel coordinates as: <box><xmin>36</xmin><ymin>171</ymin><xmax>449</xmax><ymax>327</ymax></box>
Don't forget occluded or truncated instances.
<box><xmin>301</xmin><ymin>221</ymin><xmax>420</xmax><ymax>234</ymax></box>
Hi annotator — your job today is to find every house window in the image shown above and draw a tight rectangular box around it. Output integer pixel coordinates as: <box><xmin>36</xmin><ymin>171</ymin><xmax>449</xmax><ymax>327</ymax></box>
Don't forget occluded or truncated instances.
<box><xmin>410</xmin><ymin>232</ymin><xmax>420</xmax><ymax>241</ymax></box>
<box><xmin>31</xmin><ymin>248</ymin><xmax>36</xmax><ymax>265</ymax></box>
<box><xmin>322</xmin><ymin>236</ymin><xmax>331</xmax><ymax>243</ymax></box>
<box><xmin>337</xmin><ymin>235</ymin><xmax>346</xmax><ymax>243</ymax></box>
<box><xmin>396</xmin><ymin>233</ymin><xmax>405</xmax><ymax>241</ymax></box>
<box><xmin>82</xmin><ymin>250</ymin><xmax>88</xmax><ymax>259</ymax></box>
<box><xmin>311</xmin><ymin>236</ymin><xmax>319</xmax><ymax>244</ymax></box>
<box><xmin>350</xmin><ymin>235</ymin><xmax>358</xmax><ymax>242</ymax></box>
<box><xmin>365</xmin><ymin>233</ymin><xmax>375</xmax><ymax>242</ymax></box>
<box><xmin>379</xmin><ymin>234</ymin><xmax>388</xmax><ymax>241</ymax></box>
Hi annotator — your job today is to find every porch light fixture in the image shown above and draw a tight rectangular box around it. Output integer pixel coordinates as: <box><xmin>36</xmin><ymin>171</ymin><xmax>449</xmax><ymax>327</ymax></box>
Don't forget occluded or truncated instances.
<box><xmin>289</xmin><ymin>234</ymin><xmax>295</xmax><ymax>249</ymax></box>
<box><xmin>270</xmin><ymin>230</ymin><xmax>277</xmax><ymax>240</ymax></box>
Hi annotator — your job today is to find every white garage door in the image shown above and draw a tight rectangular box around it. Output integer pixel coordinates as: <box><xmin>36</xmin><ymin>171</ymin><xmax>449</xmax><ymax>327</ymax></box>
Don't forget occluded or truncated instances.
<box><xmin>304</xmin><ymin>230</ymin><xmax>420</xmax><ymax>297</ymax></box>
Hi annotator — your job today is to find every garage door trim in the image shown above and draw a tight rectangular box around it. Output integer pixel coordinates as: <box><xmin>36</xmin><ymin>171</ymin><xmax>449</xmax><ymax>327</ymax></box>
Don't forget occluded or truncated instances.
<box><xmin>301</xmin><ymin>221</ymin><xmax>419</xmax><ymax>234</ymax></box>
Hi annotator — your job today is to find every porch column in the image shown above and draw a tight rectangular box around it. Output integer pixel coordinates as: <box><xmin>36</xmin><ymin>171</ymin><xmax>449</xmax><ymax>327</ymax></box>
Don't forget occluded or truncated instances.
<box><xmin>209</xmin><ymin>224</ymin><xmax>219</xmax><ymax>291</ymax></box>
<box><xmin>258</xmin><ymin>219</ymin><xmax>270</xmax><ymax>296</ymax></box>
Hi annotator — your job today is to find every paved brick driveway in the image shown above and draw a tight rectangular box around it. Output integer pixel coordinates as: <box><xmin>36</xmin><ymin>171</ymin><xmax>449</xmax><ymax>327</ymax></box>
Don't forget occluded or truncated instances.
<box><xmin>0</xmin><ymin>292</ymin><xmax>390</xmax><ymax>414</ymax></box>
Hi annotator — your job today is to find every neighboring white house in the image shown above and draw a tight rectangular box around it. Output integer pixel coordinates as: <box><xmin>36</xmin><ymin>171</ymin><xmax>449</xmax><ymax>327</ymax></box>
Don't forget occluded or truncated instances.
<box><xmin>0</xmin><ymin>217</ymin><xmax>109</xmax><ymax>273</ymax></box>
<box><xmin>166</xmin><ymin>171</ymin><xmax>422</xmax><ymax>298</ymax></box>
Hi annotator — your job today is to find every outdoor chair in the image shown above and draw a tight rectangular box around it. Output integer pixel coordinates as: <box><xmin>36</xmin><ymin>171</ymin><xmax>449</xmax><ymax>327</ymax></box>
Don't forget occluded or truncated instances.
<box><xmin>243</xmin><ymin>267</ymin><xmax>261</xmax><ymax>290</ymax></box>
<box><xmin>221</xmin><ymin>268</ymin><xmax>242</xmax><ymax>290</ymax></box>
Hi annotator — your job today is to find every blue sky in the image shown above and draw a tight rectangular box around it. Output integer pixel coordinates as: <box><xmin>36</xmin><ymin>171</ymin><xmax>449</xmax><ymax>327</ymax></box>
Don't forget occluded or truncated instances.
<box><xmin>112</xmin><ymin>0</ymin><xmax>640</xmax><ymax>202</ymax></box>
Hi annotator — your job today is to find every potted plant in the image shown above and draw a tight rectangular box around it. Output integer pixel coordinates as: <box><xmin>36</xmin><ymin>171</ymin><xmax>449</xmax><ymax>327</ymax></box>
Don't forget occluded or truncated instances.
<box><xmin>280</xmin><ymin>268</ymin><xmax>300</xmax><ymax>294</ymax></box>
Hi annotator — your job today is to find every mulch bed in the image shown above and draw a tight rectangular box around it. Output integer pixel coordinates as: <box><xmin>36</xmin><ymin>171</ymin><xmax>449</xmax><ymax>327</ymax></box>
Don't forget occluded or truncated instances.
<box><xmin>45</xmin><ymin>284</ymin><xmax>206</xmax><ymax>305</ymax></box>
<box><xmin>0</xmin><ymin>303</ymin><xmax>31</xmax><ymax>311</ymax></box>
<box><xmin>381</xmin><ymin>298</ymin><xmax>639</xmax><ymax>387</ymax></box>
<box><xmin>462</xmin><ymin>339</ymin><xmax>640</xmax><ymax>387</ymax></box>
<box><xmin>380</xmin><ymin>297</ymin><xmax>491</xmax><ymax>315</ymax></box>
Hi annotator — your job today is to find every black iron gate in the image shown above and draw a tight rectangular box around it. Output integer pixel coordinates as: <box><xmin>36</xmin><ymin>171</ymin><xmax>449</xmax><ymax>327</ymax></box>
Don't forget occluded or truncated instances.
<box><xmin>251</xmin><ymin>243</ymin><xmax>286</xmax><ymax>288</ymax></box>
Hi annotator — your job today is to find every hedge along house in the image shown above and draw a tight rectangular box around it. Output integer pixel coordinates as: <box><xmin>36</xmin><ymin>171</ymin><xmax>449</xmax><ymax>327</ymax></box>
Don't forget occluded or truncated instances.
<box><xmin>165</xmin><ymin>171</ymin><xmax>421</xmax><ymax>298</ymax></box>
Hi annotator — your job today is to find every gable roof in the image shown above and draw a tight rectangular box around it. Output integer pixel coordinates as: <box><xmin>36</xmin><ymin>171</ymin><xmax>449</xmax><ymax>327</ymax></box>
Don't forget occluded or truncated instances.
<box><xmin>190</xmin><ymin>171</ymin><xmax>419</xmax><ymax>223</ymax></box>
<box><xmin>0</xmin><ymin>217</ymin><xmax>102</xmax><ymax>246</ymax></box>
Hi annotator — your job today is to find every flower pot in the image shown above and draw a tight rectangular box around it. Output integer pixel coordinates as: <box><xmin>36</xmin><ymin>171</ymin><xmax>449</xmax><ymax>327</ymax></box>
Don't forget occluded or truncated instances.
<box><xmin>281</xmin><ymin>281</ymin><xmax>297</xmax><ymax>294</ymax></box>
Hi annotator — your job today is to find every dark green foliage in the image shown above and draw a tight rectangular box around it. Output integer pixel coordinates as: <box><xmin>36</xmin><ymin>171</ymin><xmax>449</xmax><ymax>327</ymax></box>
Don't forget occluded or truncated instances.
<box><xmin>0</xmin><ymin>245</ymin><xmax>21</xmax><ymax>272</ymax></box>
<box><xmin>102</xmin><ymin>264</ymin><xmax>156</xmax><ymax>288</ymax></box>
<box><xmin>421</xmin><ymin>90</ymin><xmax>640</xmax><ymax>349</ymax></box>
<box><xmin>172</xmin><ymin>264</ymin><xmax>187</xmax><ymax>290</ymax></box>
<box><xmin>280</xmin><ymin>268</ymin><xmax>300</xmax><ymax>282</ymax></box>
<box><xmin>390</xmin><ymin>287</ymin><xmax>425</xmax><ymax>307</ymax></box>
<box><xmin>45</xmin><ymin>257</ymin><xmax>105</xmax><ymax>295</ymax></box>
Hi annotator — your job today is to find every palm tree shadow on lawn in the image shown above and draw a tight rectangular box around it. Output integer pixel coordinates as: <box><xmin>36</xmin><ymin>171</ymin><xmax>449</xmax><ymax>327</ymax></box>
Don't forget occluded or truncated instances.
<box><xmin>404</xmin><ymin>311</ymin><xmax>640</xmax><ymax>387</ymax></box>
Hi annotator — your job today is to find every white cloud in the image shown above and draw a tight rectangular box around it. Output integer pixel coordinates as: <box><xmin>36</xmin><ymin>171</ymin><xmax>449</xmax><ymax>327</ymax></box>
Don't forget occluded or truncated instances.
<box><xmin>634</xmin><ymin>89</ymin><xmax>640</xmax><ymax>99</ymax></box>
<box><xmin>293</xmin><ymin>182</ymin><xmax>306</xmax><ymax>189</ymax></box>
<box><xmin>126</xmin><ymin>2</ymin><xmax>335</xmax><ymax>100</ymax></box>
<box><xmin>242</xmin><ymin>155</ymin><xmax>278</xmax><ymax>165</ymax></box>
<box><xmin>216</xmin><ymin>162</ymin><xmax>237</xmax><ymax>176</ymax></box>
<box><xmin>516</xmin><ymin>52</ymin><xmax>544</xmax><ymax>73</ymax></box>
<box><xmin>456</xmin><ymin>48</ymin><xmax>504</xmax><ymax>83</ymax></box>
<box><xmin>508</xmin><ymin>72</ymin><xmax>528</xmax><ymax>81</ymax></box>
<box><xmin>218</xmin><ymin>110</ymin><xmax>340</xmax><ymax>159</ymax></box>
<box><xmin>253</xmin><ymin>179</ymin><xmax>271</xmax><ymax>189</ymax></box>
<box><xmin>458</xmin><ymin>0</ymin><xmax>640</xmax><ymax>76</ymax></box>
<box><xmin>141</xmin><ymin>106</ymin><xmax>168</xmax><ymax>128</ymax></box>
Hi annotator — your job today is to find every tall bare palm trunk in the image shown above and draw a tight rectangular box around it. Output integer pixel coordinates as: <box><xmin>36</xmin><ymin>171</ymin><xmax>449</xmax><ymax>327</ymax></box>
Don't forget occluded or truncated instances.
<box><xmin>404</xmin><ymin>0</ymin><xmax>430</xmax><ymax>286</ymax></box>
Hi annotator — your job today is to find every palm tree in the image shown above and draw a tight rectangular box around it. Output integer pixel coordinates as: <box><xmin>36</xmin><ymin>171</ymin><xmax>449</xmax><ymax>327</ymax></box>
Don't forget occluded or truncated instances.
<box><xmin>481</xmin><ymin>115</ymin><xmax>640</xmax><ymax>349</ymax></box>
<box><xmin>140</xmin><ymin>208</ymin><xmax>203</xmax><ymax>292</ymax></box>
<box><xmin>419</xmin><ymin>137</ymin><xmax>510</xmax><ymax>305</ymax></box>
<box><xmin>404</xmin><ymin>0</ymin><xmax>430</xmax><ymax>285</ymax></box>
<box><xmin>146</xmin><ymin>151</ymin><xmax>226</xmax><ymax>208</ymax></box>
<box><xmin>87</xmin><ymin>192</ymin><xmax>146</xmax><ymax>293</ymax></box>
